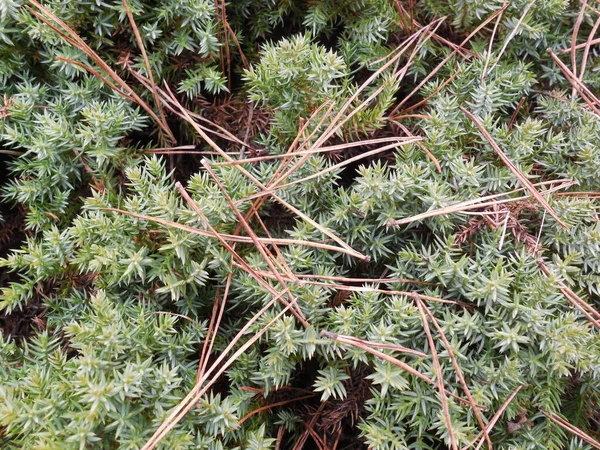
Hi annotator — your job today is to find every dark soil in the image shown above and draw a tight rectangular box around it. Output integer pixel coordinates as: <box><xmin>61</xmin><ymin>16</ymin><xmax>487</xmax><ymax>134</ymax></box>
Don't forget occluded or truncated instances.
<box><xmin>0</xmin><ymin>155</ymin><xmax>43</xmax><ymax>341</ymax></box>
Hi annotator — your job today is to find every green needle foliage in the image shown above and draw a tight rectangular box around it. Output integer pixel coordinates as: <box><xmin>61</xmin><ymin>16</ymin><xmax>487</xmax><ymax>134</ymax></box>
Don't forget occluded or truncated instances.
<box><xmin>1</xmin><ymin>1</ymin><xmax>600</xmax><ymax>449</ymax></box>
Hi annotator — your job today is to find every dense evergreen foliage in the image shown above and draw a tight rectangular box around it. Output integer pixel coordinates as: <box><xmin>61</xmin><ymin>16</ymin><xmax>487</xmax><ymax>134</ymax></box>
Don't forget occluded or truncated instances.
<box><xmin>1</xmin><ymin>0</ymin><xmax>600</xmax><ymax>449</ymax></box>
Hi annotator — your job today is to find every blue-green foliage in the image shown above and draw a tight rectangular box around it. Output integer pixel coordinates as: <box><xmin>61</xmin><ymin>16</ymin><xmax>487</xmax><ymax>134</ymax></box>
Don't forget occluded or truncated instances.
<box><xmin>1</xmin><ymin>0</ymin><xmax>600</xmax><ymax>449</ymax></box>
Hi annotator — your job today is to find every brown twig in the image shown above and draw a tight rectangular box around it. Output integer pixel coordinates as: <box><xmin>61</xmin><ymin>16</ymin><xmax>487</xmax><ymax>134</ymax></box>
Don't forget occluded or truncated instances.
<box><xmin>275</xmin><ymin>425</ymin><xmax>285</xmax><ymax>450</ymax></box>
<box><xmin>558</xmin><ymin>36</ymin><xmax>600</xmax><ymax>54</ymax></box>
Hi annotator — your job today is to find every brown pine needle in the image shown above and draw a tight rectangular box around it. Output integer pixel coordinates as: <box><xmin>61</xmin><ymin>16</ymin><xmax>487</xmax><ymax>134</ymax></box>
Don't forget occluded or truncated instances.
<box><xmin>579</xmin><ymin>15</ymin><xmax>600</xmax><ymax>83</ymax></box>
<box><xmin>196</xmin><ymin>273</ymin><xmax>231</xmax><ymax>383</ymax></box>
<box><xmin>212</xmin><ymin>137</ymin><xmax>419</xmax><ymax>167</ymax></box>
<box><xmin>484</xmin><ymin>1</ymin><xmax>535</xmax><ymax>79</ymax></box>
<box><xmin>238</xmin><ymin>394</ymin><xmax>315</xmax><ymax>426</ymax></box>
<box><xmin>234</xmin><ymin>138</ymin><xmax>422</xmax><ymax>204</ymax></box>
<box><xmin>537</xmin><ymin>259</ymin><xmax>600</xmax><ymax>328</ymax></box>
<box><xmin>27</xmin><ymin>0</ymin><xmax>175</xmax><ymax>142</ymax></box>
<box><xmin>299</xmin><ymin>282</ymin><xmax>466</xmax><ymax>306</ymax></box>
<box><xmin>547</xmin><ymin>49</ymin><xmax>600</xmax><ymax>116</ymax></box>
<box><xmin>291</xmin><ymin>273</ymin><xmax>437</xmax><ymax>286</ymax></box>
<box><xmin>319</xmin><ymin>20</ymin><xmax>443</xmax><ymax>151</ymax></box>
<box><xmin>55</xmin><ymin>57</ymin><xmax>134</xmax><ymax>100</ymax></box>
<box><xmin>160</xmin><ymin>87</ymin><xmax>368</xmax><ymax>260</ymax></box>
<box><xmin>459</xmin><ymin>106</ymin><xmax>567</xmax><ymax>228</ymax></box>
<box><xmin>390</xmin><ymin>4</ymin><xmax>510</xmax><ymax>116</ymax></box>
<box><xmin>104</xmin><ymin>207</ymin><xmax>361</xmax><ymax>257</ymax></box>
<box><xmin>555</xmin><ymin>191</ymin><xmax>600</xmax><ymax>198</ymax></box>
<box><xmin>321</xmin><ymin>330</ymin><xmax>482</xmax><ymax>409</ymax></box>
<box><xmin>461</xmin><ymin>385</ymin><xmax>523</xmax><ymax>450</ymax></box>
<box><xmin>186</xmin><ymin>109</ymin><xmax>259</xmax><ymax>150</ymax></box>
<box><xmin>141</xmin><ymin>289</ymin><xmax>302</xmax><ymax>450</ymax></box>
<box><xmin>122</xmin><ymin>0</ymin><xmax>172</xmax><ymax>142</ymax></box>
<box><xmin>326</xmin><ymin>332</ymin><xmax>427</xmax><ymax>358</ymax></box>
<box><xmin>392</xmin><ymin>0</ymin><xmax>477</xmax><ymax>58</ymax></box>
<box><xmin>175</xmin><ymin>181</ymin><xmax>307</xmax><ymax>326</ymax></box>
<box><xmin>196</xmin><ymin>162</ymin><xmax>308</xmax><ymax>326</ymax></box>
<box><xmin>390</xmin><ymin>120</ymin><xmax>442</xmax><ymax>173</ymax></box>
<box><xmin>542</xmin><ymin>410</ymin><xmax>600</xmax><ymax>449</ymax></box>
<box><xmin>145</xmin><ymin>145</ymin><xmax>196</xmax><ymax>154</ymax></box>
<box><xmin>291</xmin><ymin>403</ymin><xmax>327</xmax><ymax>450</ymax></box>
<box><xmin>419</xmin><ymin>299</ymin><xmax>492</xmax><ymax>449</ymax></box>
<box><xmin>305</xmin><ymin>20</ymin><xmax>443</xmax><ymax>160</ymax></box>
<box><xmin>243</xmin><ymin>268</ymin><xmax>467</xmax><ymax>306</ymax></box>
<box><xmin>481</xmin><ymin>1</ymin><xmax>508</xmax><ymax>81</ymax></box>
<box><xmin>508</xmin><ymin>97</ymin><xmax>526</xmax><ymax>130</ymax></box>
<box><xmin>572</xmin><ymin>0</ymin><xmax>588</xmax><ymax>96</ymax></box>
<box><xmin>395</xmin><ymin>69</ymin><xmax>462</xmax><ymax>116</ymax></box>
<box><xmin>387</xmin><ymin>179</ymin><xmax>574</xmax><ymax>227</ymax></box>
<box><xmin>415</xmin><ymin>295</ymin><xmax>458</xmax><ymax>450</ymax></box>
